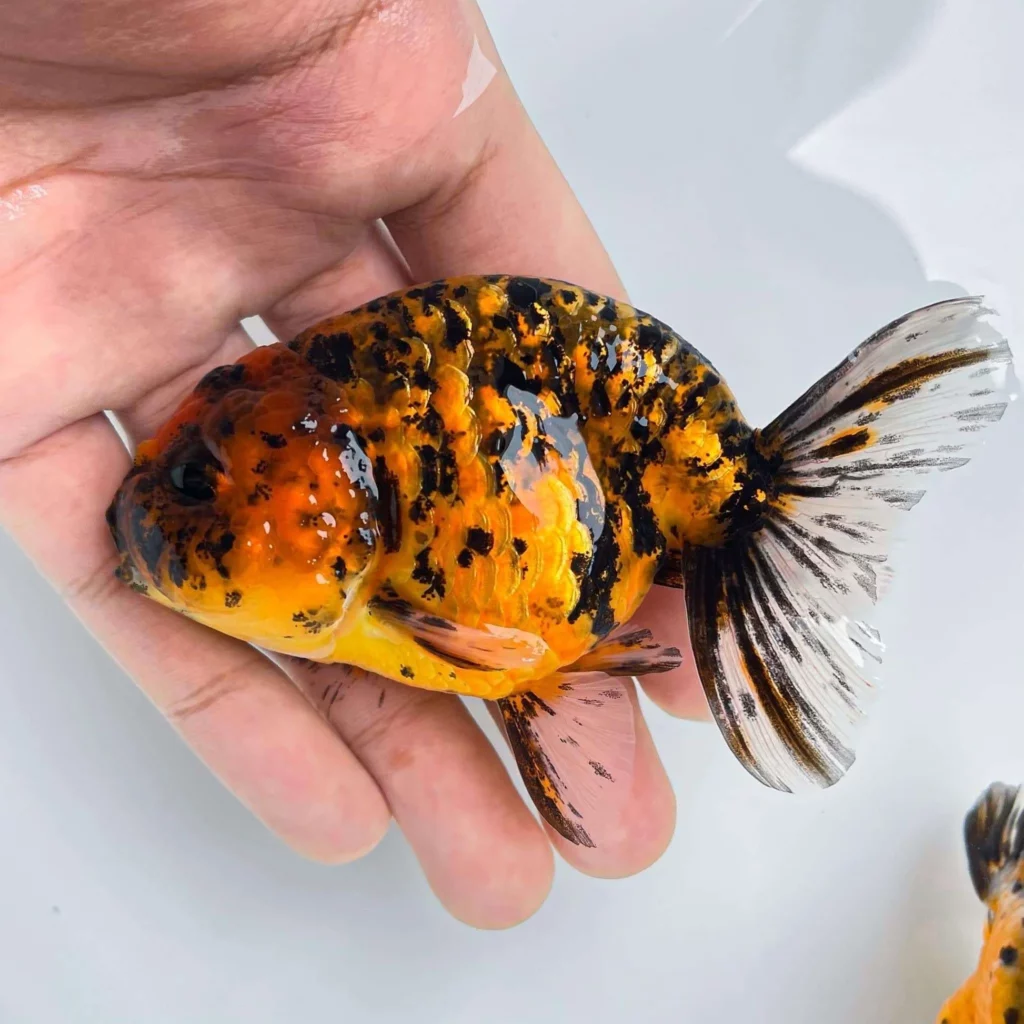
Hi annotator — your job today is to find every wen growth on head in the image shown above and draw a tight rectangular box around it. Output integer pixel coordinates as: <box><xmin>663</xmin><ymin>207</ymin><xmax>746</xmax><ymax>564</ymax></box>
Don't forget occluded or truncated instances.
<box><xmin>108</xmin><ymin>276</ymin><xmax>1015</xmax><ymax>846</ymax></box>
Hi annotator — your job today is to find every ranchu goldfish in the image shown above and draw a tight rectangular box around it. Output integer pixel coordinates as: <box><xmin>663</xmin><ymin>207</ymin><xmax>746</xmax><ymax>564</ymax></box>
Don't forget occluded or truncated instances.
<box><xmin>107</xmin><ymin>276</ymin><xmax>1014</xmax><ymax>845</ymax></box>
<box><xmin>938</xmin><ymin>782</ymin><xmax>1024</xmax><ymax>1023</ymax></box>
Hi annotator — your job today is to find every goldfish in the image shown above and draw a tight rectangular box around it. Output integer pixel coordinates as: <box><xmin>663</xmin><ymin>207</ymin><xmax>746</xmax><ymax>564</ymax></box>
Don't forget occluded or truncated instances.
<box><xmin>937</xmin><ymin>783</ymin><xmax>1024</xmax><ymax>1022</ymax></box>
<box><xmin>107</xmin><ymin>276</ymin><xmax>1014</xmax><ymax>846</ymax></box>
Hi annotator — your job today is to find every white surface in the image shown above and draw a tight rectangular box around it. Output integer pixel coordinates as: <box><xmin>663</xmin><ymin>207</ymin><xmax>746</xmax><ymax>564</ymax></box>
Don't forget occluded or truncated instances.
<box><xmin>2</xmin><ymin>0</ymin><xmax>1022</xmax><ymax>1020</ymax></box>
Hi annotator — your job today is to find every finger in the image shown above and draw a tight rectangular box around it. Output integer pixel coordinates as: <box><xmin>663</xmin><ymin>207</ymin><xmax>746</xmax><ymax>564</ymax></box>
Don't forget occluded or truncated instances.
<box><xmin>0</xmin><ymin>170</ymin><xmax>361</xmax><ymax>457</ymax></box>
<box><xmin>114</xmin><ymin>327</ymin><xmax>255</xmax><ymax>445</ymax></box>
<box><xmin>262</xmin><ymin>221</ymin><xmax>412</xmax><ymax>340</ymax></box>
<box><xmin>284</xmin><ymin>660</ymin><xmax>554</xmax><ymax>929</ymax></box>
<box><xmin>384</xmin><ymin>13</ymin><xmax>680</xmax><ymax>872</ymax></box>
<box><xmin>0</xmin><ymin>415</ymin><xmax>390</xmax><ymax>863</ymax></box>
<box><xmin>384</xmin><ymin>21</ymin><xmax>623</xmax><ymax>297</ymax></box>
<box><xmin>629</xmin><ymin>588</ymin><xmax>711</xmax><ymax>721</ymax></box>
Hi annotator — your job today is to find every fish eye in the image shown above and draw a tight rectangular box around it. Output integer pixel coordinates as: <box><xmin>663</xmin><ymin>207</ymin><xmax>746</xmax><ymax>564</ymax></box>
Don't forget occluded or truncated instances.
<box><xmin>167</xmin><ymin>448</ymin><xmax>221</xmax><ymax>503</ymax></box>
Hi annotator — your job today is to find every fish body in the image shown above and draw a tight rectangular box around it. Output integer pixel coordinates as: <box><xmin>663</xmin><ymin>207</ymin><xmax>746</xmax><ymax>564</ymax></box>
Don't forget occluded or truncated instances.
<box><xmin>114</xmin><ymin>276</ymin><xmax>756</xmax><ymax>698</ymax></box>
<box><xmin>109</xmin><ymin>275</ymin><xmax>1014</xmax><ymax>845</ymax></box>
<box><xmin>937</xmin><ymin>783</ymin><xmax>1024</xmax><ymax>1023</ymax></box>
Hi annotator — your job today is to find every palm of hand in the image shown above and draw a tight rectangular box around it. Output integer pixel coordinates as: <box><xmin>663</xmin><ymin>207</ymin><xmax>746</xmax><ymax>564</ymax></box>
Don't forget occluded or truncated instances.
<box><xmin>0</xmin><ymin>0</ymin><xmax>703</xmax><ymax>926</ymax></box>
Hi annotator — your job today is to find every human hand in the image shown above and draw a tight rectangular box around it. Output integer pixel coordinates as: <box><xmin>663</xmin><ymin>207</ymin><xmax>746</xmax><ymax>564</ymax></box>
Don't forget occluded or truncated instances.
<box><xmin>0</xmin><ymin>0</ymin><xmax>708</xmax><ymax>927</ymax></box>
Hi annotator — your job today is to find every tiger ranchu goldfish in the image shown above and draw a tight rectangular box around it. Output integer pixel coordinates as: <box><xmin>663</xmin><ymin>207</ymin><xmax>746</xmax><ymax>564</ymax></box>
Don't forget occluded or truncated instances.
<box><xmin>937</xmin><ymin>782</ymin><xmax>1024</xmax><ymax>1023</ymax></box>
<box><xmin>107</xmin><ymin>276</ymin><xmax>1015</xmax><ymax>846</ymax></box>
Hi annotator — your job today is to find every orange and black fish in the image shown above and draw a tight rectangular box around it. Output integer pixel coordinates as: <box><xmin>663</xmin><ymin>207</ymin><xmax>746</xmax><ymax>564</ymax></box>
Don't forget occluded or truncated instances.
<box><xmin>937</xmin><ymin>783</ymin><xmax>1024</xmax><ymax>1023</ymax></box>
<box><xmin>107</xmin><ymin>276</ymin><xmax>1014</xmax><ymax>845</ymax></box>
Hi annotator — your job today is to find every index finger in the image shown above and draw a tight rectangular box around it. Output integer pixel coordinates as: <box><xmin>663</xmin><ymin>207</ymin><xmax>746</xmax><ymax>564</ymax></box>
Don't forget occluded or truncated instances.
<box><xmin>383</xmin><ymin>8</ymin><xmax>700</xmax><ymax>875</ymax></box>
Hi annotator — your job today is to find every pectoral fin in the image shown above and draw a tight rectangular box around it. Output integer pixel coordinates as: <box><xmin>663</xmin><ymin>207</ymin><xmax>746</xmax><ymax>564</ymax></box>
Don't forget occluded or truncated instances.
<box><xmin>368</xmin><ymin>596</ymin><xmax>550</xmax><ymax>672</ymax></box>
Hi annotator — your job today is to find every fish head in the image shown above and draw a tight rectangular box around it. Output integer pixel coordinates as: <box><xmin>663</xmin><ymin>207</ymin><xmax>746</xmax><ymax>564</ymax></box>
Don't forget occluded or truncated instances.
<box><xmin>106</xmin><ymin>346</ymin><xmax>382</xmax><ymax>656</ymax></box>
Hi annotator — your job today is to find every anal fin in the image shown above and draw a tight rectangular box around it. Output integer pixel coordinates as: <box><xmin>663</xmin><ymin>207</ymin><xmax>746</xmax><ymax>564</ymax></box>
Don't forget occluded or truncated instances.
<box><xmin>497</xmin><ymin>676</ymin><xmax>635</xmax><ymax>848</ymax></box>
<box><xmin>561</xmin><ymin>628</ymin><xmax>682</xmax><ymax>677</ymax></box>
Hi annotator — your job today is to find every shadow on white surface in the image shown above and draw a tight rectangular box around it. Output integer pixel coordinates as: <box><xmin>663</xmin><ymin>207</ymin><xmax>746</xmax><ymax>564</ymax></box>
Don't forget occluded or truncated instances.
<box><xmin>1</xmin><ymin>0</ymin><xmax>1021</xmax><ymax>1021</ymax></box>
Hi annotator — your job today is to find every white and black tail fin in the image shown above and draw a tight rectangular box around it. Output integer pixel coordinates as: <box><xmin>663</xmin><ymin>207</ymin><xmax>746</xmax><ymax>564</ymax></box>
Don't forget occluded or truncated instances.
<box><xmin>684</xmin><ymin>297</ymin><xmax>1015</xmax><ymax>792</ymax></box>
<box><xmin>964</xmin><ymin>782</ymin><xmax>1024</xmax><ymax>902</ymax></box>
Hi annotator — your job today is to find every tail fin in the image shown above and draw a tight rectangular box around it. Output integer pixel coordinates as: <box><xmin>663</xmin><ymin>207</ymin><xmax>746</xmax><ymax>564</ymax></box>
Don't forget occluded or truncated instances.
<box><xmin>684</xmin><ymin>297</ymin><xmax>1015</xmax><ymax>792</ymax></box>
<box><xmin>965</xmin><ymin>782</ymin><xmax>1024</xmax><ymax>901</ymax></box>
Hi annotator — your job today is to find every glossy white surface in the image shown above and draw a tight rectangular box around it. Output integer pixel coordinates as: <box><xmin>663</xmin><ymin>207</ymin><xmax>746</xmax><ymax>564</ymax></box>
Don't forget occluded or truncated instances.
<box><xmin>1</xmin><ymin>0</ymin><xmax>1021</xmax><ymax>1019</ymax></box>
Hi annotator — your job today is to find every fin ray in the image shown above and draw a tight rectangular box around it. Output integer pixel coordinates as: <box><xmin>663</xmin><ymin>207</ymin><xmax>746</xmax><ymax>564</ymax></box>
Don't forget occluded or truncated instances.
<box><xmin>561</xmin><ymin>628</ymin><xmax>683</xmax><ymax>677</ymax></box>
<box><xmin>689</xmin><ymin>297</ymin><xmax>1015</xmax><ymax>791</ymax></box>
<box><xmin>497</xmin><ymin>676</ymin><xmax>635</xmax><ymax>847</ymax></box>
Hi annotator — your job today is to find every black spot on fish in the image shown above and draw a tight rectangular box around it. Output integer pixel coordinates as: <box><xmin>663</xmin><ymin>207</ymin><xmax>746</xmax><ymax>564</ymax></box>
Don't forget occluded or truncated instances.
<box><xmin>422</xmin><ymin>282</ymin><xmax>448</xmax><ymax>309</ymax></box>
<box><xmin>466</xmin><ymin>527</ymin><xmax>494</xmax><ymax>555</ymax></box>
<box><xmin>441</xmin><ymin>302</ymin><xmax>471</xmax><ymax>350</ymax></box>
<box><xmin>568</xmin><ymin>506</ymin><xmax>622</xmax><ymax>637</ymax></box>
<box><xmin>197</xmin><ymin>363</ymin><xmax>246</xmax><ymax>395</ymax></box>
<box><xmin>412</xmin><ymin>548</ymin><xmax>446</xmax><ymax>599</ymax></box>
<box><xmin>419</xmin><ymin>406</ymin><xmax>444</xmax><ymax>437</ymax></box>
<box><xmin>457</xmin><ymin>548</ymin><xmax>474</xmax><ymax>568</ymax></box>
<box><xmin>513</xmin><ymin>538</ymin><xmax>528</xmax><ymax>555</ymax></box>
<box><xmin>506</xmin><ymin>277</ymin><xmax>551</xmax><ymax>311</ymax></box>
<box><xmin>333</xmin><ymin>557</ymin><xmax>347</xmax><ymax>580</ymax></box>
<box><xmin>560</xmin><ymin>289</ymin><xmax>577</xmax><ymax>305</ymax></box>
<box><xmin>1001</xmin><ymin>946</ymin><xmax>1019</xmax><ymax>967</ymax></box>
<box><xmin>167</xmin><ymin>555</ymin><xmax>187</xmax><ymax>588</ymax></box>
<box><xmin>400</xmin><ymin>665</ymin><xmax>415</xmax><ymax>679</ymax></box>
<box><xmin>636</xmin><ymin>322</ymin><xmax>667</xmax><ymax>359</ymax></box>
<box><xmin>247</xmin><ymin>482</ymin><xmax>271</xmax><ymax>505</ymax></box>
<box><xmin>409</xmin><ymin>494</ymin><xmax>433</xmax><ymax>524</ymax></box>
<box><xmin>224</xmin><ymin>590</ymin><xmax>242</xmax><ymax>608</ymax></box>
<box><xmin>253</xmin><ymin>460</ymin><xmax>268</xmax><ymax>475</ymax></box>
<box><xmin>130</xmin><ymin>509</ymin><xmax>163</xmax><ymax>576</ymax></box>
<box><xmin>364</xmin><ymin>298</ymin><xmax>383</xmax><ymax>314</ymax></box>
<box><xmin>598</xmin><ymin>302</ymin><xmax>617</xmax><ymax>322</ymax></box>
<box><xmin>608</xmin><ymin>452</ymin><xmax>663</xmax><ymax>558</ymax></box>
<box><xmin>417</xmin><ymin>444</ymin><xmax>440</xmax><ymax>495</ymax></box>
<box><xmin>197</xmin><ymin>530</ymin><xmax>236</xmax><ymax>579</ymax></box>
<box><xmin>218</xmin><ymin>418</ymin><xmax>235</xmax><ymax>438</ymax></box>
<box><xmin>1005</xmin><ymin>1010</ymin><xmax>1020</xmax><ymax>1024</ymax></box>
<box><xmin>374</xmin><ymin>456</ymin><xmax>402</xmax><ymax>554</ymax></box>
<box><xmin>590</xmin><ymin>380</ymin><xmax>612</xmax><ymax>418</ymax></box>
<box><xmin>297</xmin><ymin>331</ymin><xmax>355</xmax><ymax>383</ymax></box>
<box><xmin>570</xmin><ymin>552</ymin><xmax>590</xmax><ymax>576</ymax></box>
<box><xmin>260</xmin><ymin>432</ymin><xmax>287</xmax><ymax>449</ymax></box>
<box><xmin>492</xmin><ymin>354</ymin><xmax>542</xmax><ymax>397</ymax></box>
<box><xmin>411</xmin><ymin>364</ymin><xmax>434</xmax><ymax>393</ymax></box>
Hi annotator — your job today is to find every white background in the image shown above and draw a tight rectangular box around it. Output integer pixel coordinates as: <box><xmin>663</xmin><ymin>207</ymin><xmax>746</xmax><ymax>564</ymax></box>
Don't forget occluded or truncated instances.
<box><xmin>2</xmin><ymin>0</ymin><xmax>1022</xmax><ymax>1020</ymax></box>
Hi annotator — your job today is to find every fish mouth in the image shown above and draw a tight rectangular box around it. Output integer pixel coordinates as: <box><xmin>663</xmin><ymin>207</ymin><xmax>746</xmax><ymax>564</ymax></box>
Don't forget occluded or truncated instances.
<box><xmin>105</xmin><ymin>465</ymin><xmax>154</xmax><ymax>597</ymax></box>
<box><xmin>113</xmin><ymin>549</ymin><xmax>151</xmax><ymax>595</ymax></box>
